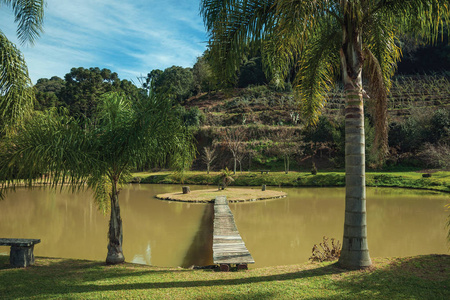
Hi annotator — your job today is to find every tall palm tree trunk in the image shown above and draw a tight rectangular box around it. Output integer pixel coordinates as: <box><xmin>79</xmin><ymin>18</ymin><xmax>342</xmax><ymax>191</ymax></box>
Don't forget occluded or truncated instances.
<box><xmin>338</xmin><ymin>19</ymin><xmax>371</xmax><ymax>269</ymax></box>
<box><xmin>339</xmin><ymin>85</ymin><xmax>371</xmax><ymax>269</ymax></box>
<box><xmin>106</xmin><ymin>182</ymin><xmax>125</xmax><ymax>264</ymax></box>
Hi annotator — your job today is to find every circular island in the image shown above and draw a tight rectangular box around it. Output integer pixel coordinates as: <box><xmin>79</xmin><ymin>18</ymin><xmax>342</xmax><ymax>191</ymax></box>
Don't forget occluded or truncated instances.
<box><xmin>156</xmin><ymin>188</ymin><xmax>287</xmax><ymax>203</ymax></box>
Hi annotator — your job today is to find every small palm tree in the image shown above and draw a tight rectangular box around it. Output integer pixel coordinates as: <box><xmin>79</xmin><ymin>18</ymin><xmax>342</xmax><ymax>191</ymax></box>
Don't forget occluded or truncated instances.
<box><xmin>0</xmin><ymin>92</ymin><xmax>195</xmax><ymax>264</ymax></box>
<box><xmin>0</xmin><ymin>0</ymin><xmax>45</xmax><ymax>131</ymax></box>
<box><xmin>219</xmin><ymin>167</ymin><xmax>234</xmax><ymax>189</ymax></box>
<box><xmin>201</xmin><ymin>0</ymin><xmax>449</xmax><ymax>269</ymax></box>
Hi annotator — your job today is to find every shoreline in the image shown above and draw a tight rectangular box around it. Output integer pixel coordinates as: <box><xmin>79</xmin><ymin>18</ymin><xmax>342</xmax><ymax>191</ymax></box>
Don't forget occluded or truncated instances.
<box><xmin>133</xmin><ymin>170</ymin><xmax>450</xmax><ymax>194</ymax></box>
<box><xmin>155</xmin><ymin>187</ymin><xmax>287</xmax><ymax>203</ymax></box>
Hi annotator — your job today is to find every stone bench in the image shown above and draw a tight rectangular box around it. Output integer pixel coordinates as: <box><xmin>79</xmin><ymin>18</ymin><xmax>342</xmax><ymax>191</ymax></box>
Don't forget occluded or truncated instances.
<box><xmin>0</xmin><ymin>238</ymin><xmax>41</xmax><ymax>267</ymax></box>
<box><xmin>260</xmin><ymin>170</ymin><xmax>270</xmax><ymax>174</ymax></box>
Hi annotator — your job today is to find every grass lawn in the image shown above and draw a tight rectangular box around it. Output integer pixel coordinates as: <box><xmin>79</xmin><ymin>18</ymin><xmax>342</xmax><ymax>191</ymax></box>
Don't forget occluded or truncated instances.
<box><xmin>0</xmin><ymin>255</ymin><xmax>448</xmax><ymax>299</ymax></box>
<box><xmin>133</xmin><ymin>170</ymin><xmax>450</xmax><ymax>193</ymax></box>
<box><xmin>156</xmin><ymin>187</ymin><xmax>287</xmax><ymax>202</ymax></box>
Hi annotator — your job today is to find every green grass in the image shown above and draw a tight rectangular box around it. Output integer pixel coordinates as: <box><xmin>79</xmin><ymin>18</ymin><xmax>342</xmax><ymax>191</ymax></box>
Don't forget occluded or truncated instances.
<box><xmin>133</xmin><ymin>170</ymin><xmax>450</xmax><ymax>193</ymax></box>
<box><xmin>156</xmin><ymin>188</ymin><xmax>286</xmax><ymax>202</ymax></box>
<box><xmin>1</xmin><ymin>255</ymin><xmax>448</xmax><ymax>299</ymax></box>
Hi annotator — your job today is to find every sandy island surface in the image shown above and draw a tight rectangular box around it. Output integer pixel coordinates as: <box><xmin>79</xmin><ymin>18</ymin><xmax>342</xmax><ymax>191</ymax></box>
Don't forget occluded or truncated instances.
<box><xmin>156</xmin><ymin>188</ymin><xmax>287</xmax><ymax>203</ymax></box>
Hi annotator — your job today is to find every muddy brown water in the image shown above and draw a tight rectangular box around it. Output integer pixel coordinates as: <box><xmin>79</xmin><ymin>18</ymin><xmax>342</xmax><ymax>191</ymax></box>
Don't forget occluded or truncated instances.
<box><xmin>0</xmin><ymin>184</ymin><xmax>448</xmax><ymax>268</ymax></box>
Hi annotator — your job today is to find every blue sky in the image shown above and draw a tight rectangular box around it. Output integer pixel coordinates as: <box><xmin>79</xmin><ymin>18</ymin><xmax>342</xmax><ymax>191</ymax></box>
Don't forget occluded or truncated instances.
<box><xmin>0</xmin><ymin>0</ymin><xmax>208</xmax><ymax>84</ymax></box>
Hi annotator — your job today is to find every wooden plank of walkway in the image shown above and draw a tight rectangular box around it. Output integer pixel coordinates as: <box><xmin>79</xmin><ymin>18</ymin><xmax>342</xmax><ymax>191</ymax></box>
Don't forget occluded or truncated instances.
<box><xmin>213</xmin><ymin>196</ymin><xmax>255</xmax><ymax>268</ymax></box>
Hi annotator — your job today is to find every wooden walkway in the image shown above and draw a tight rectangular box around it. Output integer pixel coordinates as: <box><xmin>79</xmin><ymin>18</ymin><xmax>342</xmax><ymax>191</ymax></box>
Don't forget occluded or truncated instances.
<box><xmin>213</xmin><ymin>196</ymin><xmax>254</xmax><ymax>271</ymax></box>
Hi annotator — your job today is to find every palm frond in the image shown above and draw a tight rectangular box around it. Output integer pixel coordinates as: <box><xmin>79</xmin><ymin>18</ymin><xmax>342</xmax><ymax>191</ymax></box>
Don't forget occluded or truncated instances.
<box><xmin>363</xmin><ymin>48</ymin><xmax>389</xmax><ymax>160</ymax></box>
<box><xmin>87</xmin><ymin>175</ymin><xmax>111</xmax><ymax>214</ymax></box>
<box><xmin>0</xmin><ymin>0</ymin><xmax>45</xmax><ymax>45</ymax></box>
<box><xmin>0</xmin><ymin>109</ymin><xmax>96</xmax><ymax>193</ymax></box>
<box><xmin>261</xmin><ymin>25</ymin><xmax>304</xmax><ymax>87</ymax></box>
<box><xmin>261</xmin><ymin>0</ymin><xmax>338</xmax><ymax>88</ymax></box>
<box><xmin>362</xmin><ymin>18</ymin><xmax>402</xmax><ymax>160</ymax></box>
<box><xmin>0</xmin><ymin>31</ymin><xmax>34</xmax><ymax>132</ymax></box>
<box><xmin>94</xmin><ymin>92</ymin><xmax>195</xmax><ymax>173</ymax></box>
<box><xmin>295</xmin><ymin>17</ymin><xmax>341</xmax><ymax>124</ymax></box>
<box><xmin>376</xmin><ymin>0</ymin><xmax>450</xmax><ymax>44</ymax></box>
<box><xmin>201</xmin><ymin>0</ymin><xmax>276</xmax><ymax>83</ymax></box>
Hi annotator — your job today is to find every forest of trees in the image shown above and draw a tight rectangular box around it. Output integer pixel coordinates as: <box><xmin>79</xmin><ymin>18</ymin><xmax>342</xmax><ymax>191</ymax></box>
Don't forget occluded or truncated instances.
<box><xmin>31</xmin><ymin>40</ymin><xmax>450</xmax><ymax>174</ymax></box>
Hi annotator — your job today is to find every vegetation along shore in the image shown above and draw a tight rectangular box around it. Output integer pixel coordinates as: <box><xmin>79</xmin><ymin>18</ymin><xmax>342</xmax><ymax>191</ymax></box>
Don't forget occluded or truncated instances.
<box><xmin>133</xmin><ymin>170</ymin><xmax>450</xmax><ymax>194</ymax></box>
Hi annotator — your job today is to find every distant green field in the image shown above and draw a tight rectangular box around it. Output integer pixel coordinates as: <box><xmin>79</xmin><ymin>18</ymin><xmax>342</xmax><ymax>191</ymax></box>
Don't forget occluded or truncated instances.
<box><xmin>133</xmin><ymin>170</ymin><xmax>450</xmax><ymax>193</ymax></box>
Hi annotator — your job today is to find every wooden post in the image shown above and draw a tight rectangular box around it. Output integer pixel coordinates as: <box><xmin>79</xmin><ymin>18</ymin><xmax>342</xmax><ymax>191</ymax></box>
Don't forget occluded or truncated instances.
<box><xmin>220</xmin><ymin>264</ymin><xmax>230</xmax><ymax>272</ymax></box>
<box><xmin>182</xmin><ymin>186</ymin><xmax>190</xmax><ymax>194</ymax></box>
<box><xmin>262</xmin><ymin>184</ymin><xmax>266</xmax><ymax>191</ymax></box>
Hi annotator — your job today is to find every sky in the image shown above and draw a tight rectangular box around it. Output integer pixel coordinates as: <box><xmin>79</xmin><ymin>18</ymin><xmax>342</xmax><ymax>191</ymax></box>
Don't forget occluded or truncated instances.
<box><xmin>0</xmin><ymin>0</ymin><xmax>208</xmax><ymax>84</ymax></box>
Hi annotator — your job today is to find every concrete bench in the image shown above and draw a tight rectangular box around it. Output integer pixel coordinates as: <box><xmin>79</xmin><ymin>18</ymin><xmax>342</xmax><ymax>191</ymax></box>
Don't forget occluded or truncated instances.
<box><xmin>0</xmin><ymin>238</ymin><xmax>41</xmax><ymax>267</ymax></box>
<box><xmin>260</xmin><ymin>170</ymin><xmax>270</xmax><ymax>174</ymax></box>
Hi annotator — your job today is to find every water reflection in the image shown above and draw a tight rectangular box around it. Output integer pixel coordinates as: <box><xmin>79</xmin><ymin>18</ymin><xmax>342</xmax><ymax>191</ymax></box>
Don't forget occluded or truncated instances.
<box><xmin>131</xmin><ymin>242</ymin><xmax>152</xmax><ymax>265</ymax></box>
<box><xmin>0</xmin><ymin>185</ymin><xmax>448</xmax><ymax>268</ymax></box>
<box><xmin>181</xmin><ymin>204</ymin><xmax>214</xmax><ymax>268</ymax></box>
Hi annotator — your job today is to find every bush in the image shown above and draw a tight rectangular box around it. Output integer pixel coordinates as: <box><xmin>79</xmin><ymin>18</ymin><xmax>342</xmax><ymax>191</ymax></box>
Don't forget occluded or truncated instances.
<box><xmin>176</xmin><ymin>106</ymin><xmax>205</xmax><ymax>127</ymax></box>
<box><xmin>419</xmin><ymin>143</ymin><xmax>450</xmax><ymax>169</ymax></box>
<box><xmin>389</xmin><ymin>108</ymin><xmax>449</xmax><ymax>154</ymax></box>
<box><xmin>430</xmin><ymin>108</ymin><xmax>450</xmax><ymax>143</ymax></box>
<box><xmin>309</xmin><ymin>236</ymin><xmax>341</xmax><ymax>262</ymax></box>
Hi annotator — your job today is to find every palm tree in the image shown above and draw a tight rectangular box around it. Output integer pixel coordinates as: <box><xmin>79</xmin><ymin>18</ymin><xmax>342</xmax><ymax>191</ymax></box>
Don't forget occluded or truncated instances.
<box><xmin>0</xmin><ymin>92</ymin><xmax>195</xmax><ymax>264</ymax></box>
<box><xmin>0</xmin><ymin>0</ymin><xmax>45</xmax><ymax>131</ymax></box>
<box><xmin>201</xmin><ymin>0</ymin><xmax>449</xmax><ymax>269</ymax></box>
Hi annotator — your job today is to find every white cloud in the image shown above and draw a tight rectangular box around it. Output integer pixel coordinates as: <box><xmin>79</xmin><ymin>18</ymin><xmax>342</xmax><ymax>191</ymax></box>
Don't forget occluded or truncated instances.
<box><xmin>0</xmin><ymin>0</ymin><xmax>208</xmax><ymax>83</ymax></box>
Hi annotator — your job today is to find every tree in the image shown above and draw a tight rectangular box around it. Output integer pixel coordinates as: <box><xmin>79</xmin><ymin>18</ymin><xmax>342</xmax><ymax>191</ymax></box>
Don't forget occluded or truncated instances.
<box><xmin>0</xmin><ymin>92</ymin><xmax>195</xmax><ymax>264</ymax></box>
<box><xmin>235</xmin><ymin>149</ymin><xmax>246</xmax><ymax>173</ymax></box>
<box><xmin>202</xmin><ymin>146</ymin><xmax>217</xmax><ymax>174</ymax></box>
<box><xmin>201</xmin><ymin>0</ymin><xmax>449</xmax><ymax>269</ymax></box>
<box><xmin>193</xmin><ymin>52</ymin><xmax>217</xmax><ymax>94</ymax></box>
<box><xmin>219</xmin><ymin>167</ymin><xmax>234</xmax><ymax>189</ymax></box>
<box><xmin>147</xmin><ymin>66</ymin><xmax>194</xmax><ymax>103</ymax></box>
<box><xmin>0</xmin><ymin>0</ymin><xmax>44</xmax><ymax>131</ymax></box>
<box><xmin>61</xmin><ymin>67</ymin><xmax>120</xmax><ymax>122</ymax></box>
<box><xmin>272</xmin><ymin>128</ymin><xmax>303</xmax><ymax>174</ymax></box>
<box><xmin>34</xmin><ymin>76</ymin><xmax>66</xmax><ymax>111</ymax></box>
<box><xmin>143</xmin><ymin>69</ymin><xmax>163</xmax><ymax>91</ymax></box>
<box><xmin>221</xmin><ymin>127</ymin><xmax>246</xmax><ymax>175</ymax></box>
<box><xmin>59</xmin><ymin>67</ymin><xmax>145</xmax><ymax>128</ymax></box>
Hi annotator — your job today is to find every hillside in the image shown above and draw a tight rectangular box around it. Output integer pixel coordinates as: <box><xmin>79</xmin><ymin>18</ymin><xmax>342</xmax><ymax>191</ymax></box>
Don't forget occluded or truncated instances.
<box><xmin>183</xmin><ymin>74</ymin><xmax>450</xmax><ymax>172</ymax></box>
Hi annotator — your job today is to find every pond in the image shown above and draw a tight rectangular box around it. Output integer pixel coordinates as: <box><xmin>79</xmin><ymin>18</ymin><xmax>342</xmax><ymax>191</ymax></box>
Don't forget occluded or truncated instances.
<box><xmin>0</xmin><ymin>184</ymin><xmax>448</xmax><ymax>268</ymax></box>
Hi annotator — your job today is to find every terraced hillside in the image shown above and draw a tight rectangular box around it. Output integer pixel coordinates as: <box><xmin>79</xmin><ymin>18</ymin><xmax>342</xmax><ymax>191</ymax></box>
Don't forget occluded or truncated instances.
<box><xmin>184</xmin><ymin>75</ymin><xmax>450</xmax><ymax>171</ymax></box>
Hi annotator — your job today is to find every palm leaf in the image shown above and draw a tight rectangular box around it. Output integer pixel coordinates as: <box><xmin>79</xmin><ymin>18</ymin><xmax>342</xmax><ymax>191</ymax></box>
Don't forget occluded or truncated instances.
<box><xmin>201</xmin><ymin>0</ymin><xmax>276</xmax><ymax>83</ymax></box>
<box><xmin>362</xmin><ymin>19</ymin><xmax>401</xmax><ymax>160</ymax></box>
<box><xmin>0</xmin><ymin>0</ymin><xmax>45</xmax><ymax>45</ymax></box>
<box><xmin>295</xmin><ymin>17</ymin><xmax>341</xmax><ymax>124</ymax></box>
<box><xmin>0</xmin><ymin>109</ymin><xmax>96</xmax><ymax>199</ymax></box>
<box><xmin>0</xmin><ymin>31</ymin><xmax>35</xmax><ymax>132</ymax></box>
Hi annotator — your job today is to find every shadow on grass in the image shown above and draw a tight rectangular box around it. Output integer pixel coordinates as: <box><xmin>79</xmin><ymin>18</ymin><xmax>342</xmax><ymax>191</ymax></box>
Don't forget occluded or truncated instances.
<box><xmin>330</xmin><ymin>255</ymin><xmax>450</xmax><ymax>299</ymax></box>
<box><xmin>0</xmin><ymin>255</ymin><xmax>343</xmax><ymax>298</ymax></box>
<box><xmin>1</xmin><ymin>255</ymin><xmax>448</xmax><ymax>299</ymax></box>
